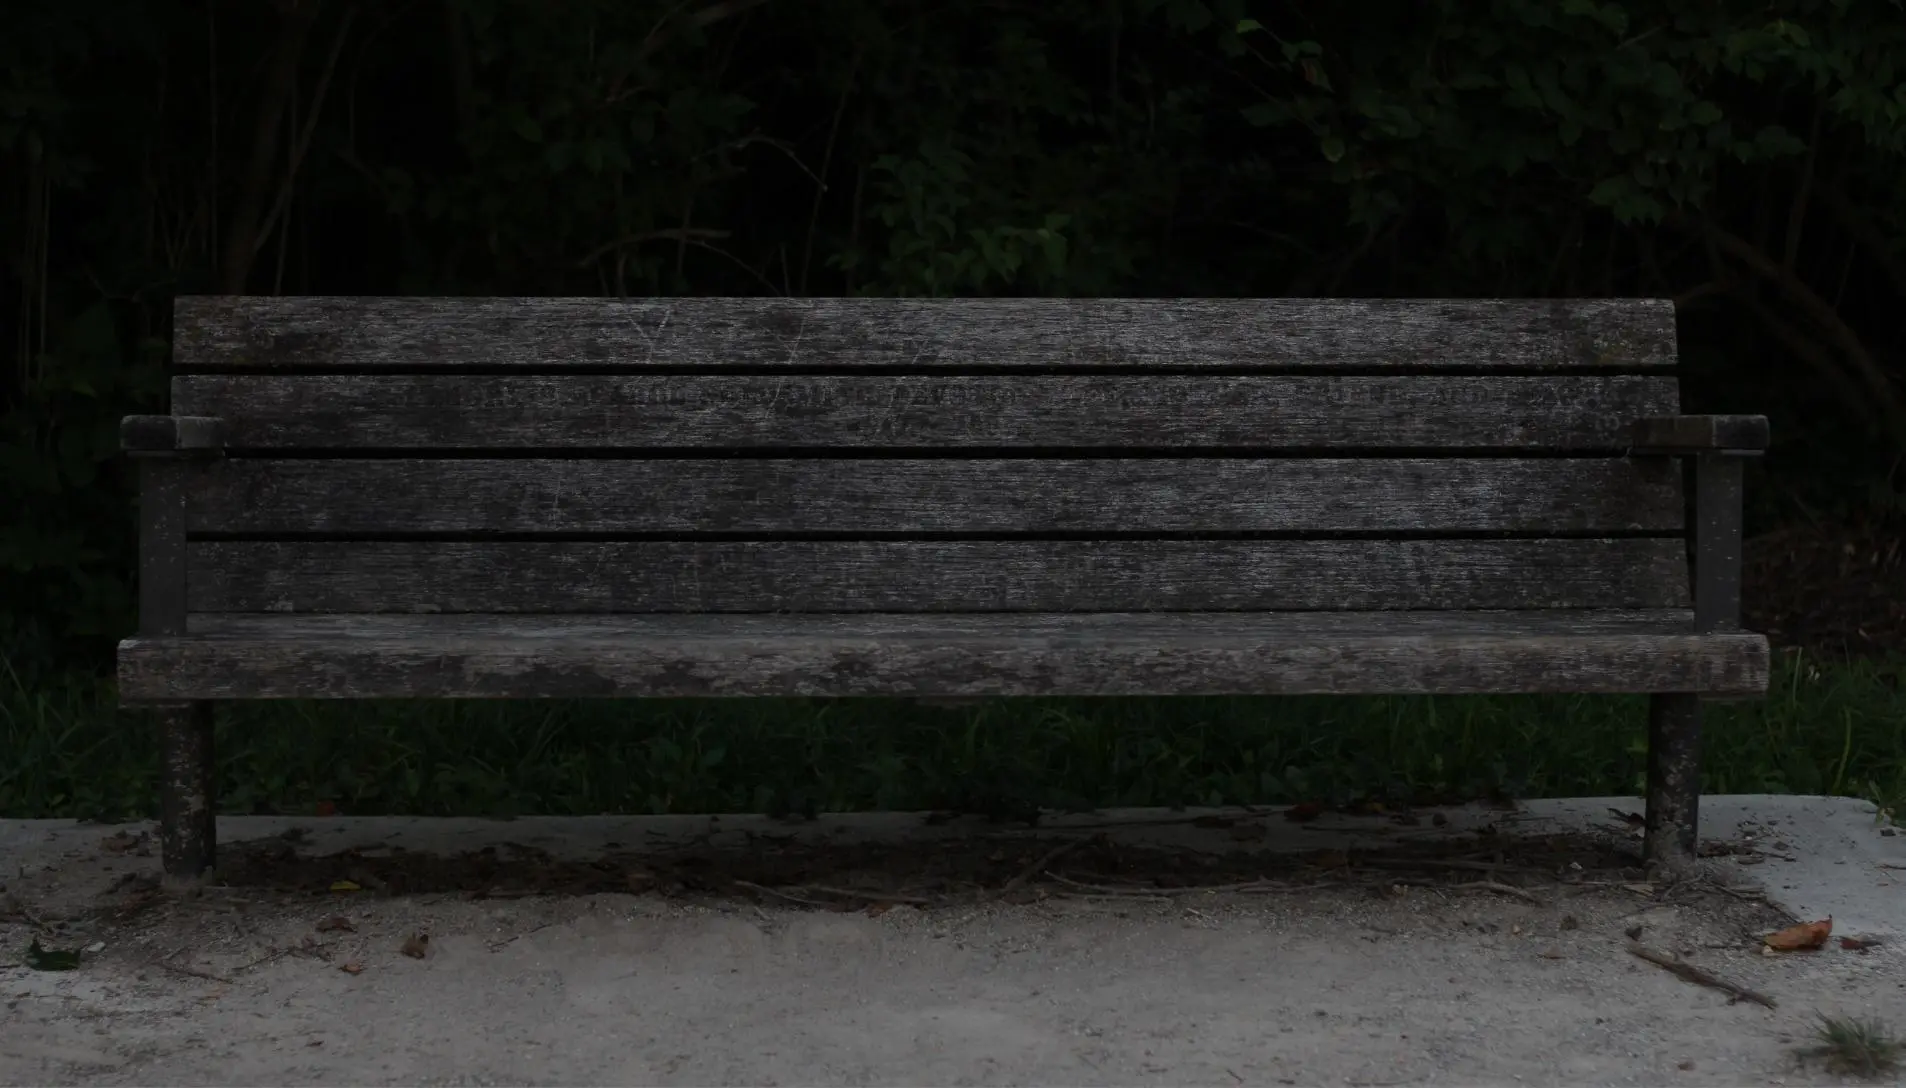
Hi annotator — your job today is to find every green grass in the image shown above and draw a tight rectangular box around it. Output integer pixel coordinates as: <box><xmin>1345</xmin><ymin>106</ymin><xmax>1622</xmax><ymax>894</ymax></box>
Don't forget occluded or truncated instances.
<box><xmin>1</xmin><ymin>651</ymin><xmax>1900</xmax><ymax>822</ymax></box>
<box><xmin>1800</xmin><ymin>1014</ymin><xmax>1903</xmax><ymax>1079</ymax></box>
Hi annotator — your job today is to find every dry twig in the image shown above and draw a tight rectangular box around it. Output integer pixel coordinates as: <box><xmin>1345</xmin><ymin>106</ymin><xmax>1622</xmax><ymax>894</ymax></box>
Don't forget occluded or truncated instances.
<box><xmin>1046</xmin><ymin>872</ymin><xmax>1295</xmax><ymax>897</ymax></box>
<box><xmin>1627</xmin><ymin>942</ymin><xmax>1777</xmax><ymax>1009</ymax></box>
<box><xmin>732</xmin><ymin>879</ymin><xmax>828</xmax><ymax>907</ymax></box>
<box><xmin>1386</xmin><ymin>878</ymin><xmax>1547</xmax><ymax>905</ymax></box>
<box><xmin>1453</xmin><ymin>879</ymin><xmax>1548</xmax><ymax>905</ymax></box>
<box><xmin>155</xmin><ymin>958</ymin><xmax>235</xmax><ymax>986</ymax></box>
<box><xmin>996</xmin><ymin>837</ymin><xmax>1094</xmax><ymax>898</ymax></box>
<box><xmin>797</xmin><ymin>885</ymin><xmax>934</xmax><ymax>905</ymax></box>
<box><xmin>1355</xmin><ymin>858</ymin><xmax>1539</xmax><ymax>875</ymax></box>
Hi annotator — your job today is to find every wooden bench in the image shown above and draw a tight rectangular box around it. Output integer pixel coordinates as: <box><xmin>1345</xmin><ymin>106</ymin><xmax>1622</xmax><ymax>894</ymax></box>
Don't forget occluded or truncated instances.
<box><xmin>120</xmin><ymin>296</ymin><xmax>1770</xmax><ymax>880</ymax></box>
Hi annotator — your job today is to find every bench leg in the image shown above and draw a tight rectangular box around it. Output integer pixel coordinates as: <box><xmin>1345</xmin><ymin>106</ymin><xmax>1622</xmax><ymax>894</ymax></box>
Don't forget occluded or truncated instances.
<box><xmin>1643</xmin><ymin>693</ymin><xmax>1702</xmax><ymax>874</ymax></box>
<box><xmin>156</xmin><ymin>701</ymin><xmax>216</xmax><ymax>880</ymax></box>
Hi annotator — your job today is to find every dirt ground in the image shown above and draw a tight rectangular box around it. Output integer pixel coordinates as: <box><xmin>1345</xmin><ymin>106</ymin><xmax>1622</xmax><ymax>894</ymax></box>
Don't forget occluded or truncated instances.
<box><xmin>3</xmin><ymin>798</ymin><xmax>1902</xmax><ymax>1086</ymax></box>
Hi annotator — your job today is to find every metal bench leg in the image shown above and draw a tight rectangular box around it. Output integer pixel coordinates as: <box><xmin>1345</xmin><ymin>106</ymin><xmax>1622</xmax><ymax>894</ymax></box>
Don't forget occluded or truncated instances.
<box><xmin>157</xmin><ymin>701</ymin><xmax>216</xmax><ymax>880</ymax></box>
<box><xmin>1643</xmin><ymin>693</ymin><xmax>1701</xmax><ymax>873</ymax></box>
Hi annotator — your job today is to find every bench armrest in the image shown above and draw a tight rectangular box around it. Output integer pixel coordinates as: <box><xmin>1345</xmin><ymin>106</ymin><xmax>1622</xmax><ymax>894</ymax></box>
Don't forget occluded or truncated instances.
<box><xmin>126</xmin><ymin>416</ymin><xmax>224</xmax><ymax>640</ymax></box>
<box><xmin>1621</xmin><ymin>416</ymin><xmax>1767</xmax><ymax>633</ymax></box>
<box><xmin>1628</xmin><ymin>414</ymin><xmax>1769</xmax><ymax>455</ymax></box>
<box><xmin>122</xmin><ymin>415</ymin><xmax>224</xmax><ymax>456</ymax></box>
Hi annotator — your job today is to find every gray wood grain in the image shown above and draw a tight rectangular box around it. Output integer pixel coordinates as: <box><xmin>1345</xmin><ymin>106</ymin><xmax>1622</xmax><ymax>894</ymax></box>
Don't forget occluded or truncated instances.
<box><xmin>1691</xmin><ymin>454</ymin><xmax>1746</xmax><ymax>633</ymax></box>
<box><xmin>137</xmin><ymin>461</ymin><xmax>191</xmax><ymax>636</ymax></box>
<box><xmin>184</xmin><ymin>457</ymin><xmax>1685</xmax><ymax>534</ymax></box>
<box><xmin>173</xmin><ymin>609</ymin><xmax>1717</xmax><ymax>638</ymax></box>
<box><xmin>172</xmin><ymin>296</ymin><xmax>1678</xmax><ymax>371</ymax></box>
<box><xmin>188</xmin><ymin>538</ymin><xmax>1693</xmax><ymax>613</ymax></box>
<box><xmin>116</xmin><ymin>610</ymin><xmax>1769</xmax><ymax>700</ymax></box>
<box><xmin>171</xmin><ymin>374</ymin><xmax>1682</xmax><ymax>449</ymax></box>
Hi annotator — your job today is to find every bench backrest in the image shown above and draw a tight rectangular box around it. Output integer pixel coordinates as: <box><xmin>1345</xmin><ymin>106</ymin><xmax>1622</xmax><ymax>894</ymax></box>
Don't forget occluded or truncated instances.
<box><xmin>165</xmin><ymin>297</ymin><xmax>1690</xmax><ymax>616</ymax></box>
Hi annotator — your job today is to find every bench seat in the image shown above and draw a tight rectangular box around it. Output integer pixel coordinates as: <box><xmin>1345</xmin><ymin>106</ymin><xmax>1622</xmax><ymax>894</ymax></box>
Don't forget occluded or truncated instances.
<box><xmin>119</xmin><ymin>610</ymin><xmax>1769</xmax><ymax>701</ymax></box>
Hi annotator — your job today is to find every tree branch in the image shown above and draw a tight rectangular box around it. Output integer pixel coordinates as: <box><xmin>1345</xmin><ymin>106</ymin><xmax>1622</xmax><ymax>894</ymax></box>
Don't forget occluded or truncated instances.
<box><xmin>443</xmin><ymin>0</ymin><xmax>477</xmax><ymax>143</ymax></box>
<box><xmin>573</xmin><ymin>227</ymin><xmax>733</xmax><ymax>268</ymax></box>
<box><xmin>1815</xmin><ymin>181</ymin><xmax>1906</xmax><ymax>306</ymax></box>
<box><xmin>1747</xmin><ymin>300</ymin><xmax>1875</xmax><ymax>429</ymax></box>
<box><xmin>801</xmin><ymin>53</ymin><xmax>860</xmax><ymax>296</ymax></box>
<box><xmin>604</xmin><ymin>0</ymin><xmax>774</xmax><ymax>104</ymax></box>
<box><xmin>219</xmin><ymin>0</ymin><xmax>322</xmax><ymax>294</ymax></box>
<box><xmin>1667</xmin><ymin>210</ymin><xmax>1906</xmax><ymax>448</ymax></box>
<box><xmin>1782</xmin><ymin>101</ymin><xmax>1824</xmax><ymax>272</ymax></box>
<box><xmin>253</xmin><ymin>6</ymin><xmax>359</xmax><ymax>264</ymax></box>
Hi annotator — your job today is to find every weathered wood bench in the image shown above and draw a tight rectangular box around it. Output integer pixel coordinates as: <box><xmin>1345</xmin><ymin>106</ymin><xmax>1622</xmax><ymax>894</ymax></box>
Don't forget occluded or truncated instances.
<box><xmin>120</xmin><ymin>296</ymin><xmax>1769</xmax><ymax>880</ymax></box>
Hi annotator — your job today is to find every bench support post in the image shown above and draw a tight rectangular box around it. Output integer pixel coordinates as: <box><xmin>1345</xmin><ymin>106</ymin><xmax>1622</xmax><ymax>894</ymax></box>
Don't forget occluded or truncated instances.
<box><xmin>1642</xmin><ymin>449</ymin><xmax>1749</xmax><ymax>874</ymax></box>
<box><xmin>1643</xmin><ymin>693</ymin><xmax>1702</xmax><ymax>873</ymax></box>
<box><xmin>132</xmin><ymin>451</ymin><xmax>221</xmax><ymax>880</ymax></box>
<box><xmin>156</xmin><ymin>701</ymin><xmax>217</xmax><ymax>879</ymax></box>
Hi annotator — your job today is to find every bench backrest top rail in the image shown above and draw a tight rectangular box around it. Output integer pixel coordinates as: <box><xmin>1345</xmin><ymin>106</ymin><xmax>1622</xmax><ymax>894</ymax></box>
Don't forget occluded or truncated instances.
<box><xmin>173</xmin><ymin>296</ymin><xmax>1677</xmax><ymax>371</ymax></box>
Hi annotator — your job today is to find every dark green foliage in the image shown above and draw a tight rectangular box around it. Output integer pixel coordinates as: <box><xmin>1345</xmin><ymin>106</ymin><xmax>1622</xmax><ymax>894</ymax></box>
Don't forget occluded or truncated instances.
<box><xmin>24</xmin><ymin>940</ymin><xmax>81</xmax><ymax>971</ymax></box>
<box><xmin>3</xmin><ymin>0</ymin><xmax>1905</xmax><ymax>672</ymax></box>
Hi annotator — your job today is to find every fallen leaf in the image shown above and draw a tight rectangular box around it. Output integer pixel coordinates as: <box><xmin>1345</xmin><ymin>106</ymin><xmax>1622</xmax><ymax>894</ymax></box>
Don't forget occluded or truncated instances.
<box><xmin>339</xmin><ymin>962</ymin><xmax>364</xmax><ymax>975</ymax></box>
<box><xmin>329</xmin><ymin>880</ymin><xmax>361</xmax><ymax>893</ymax></box>
<box><xmin>315</xmin><ymin>915</ymin><xmax>355</xmax><ymax>933</ymax></box>
<box><xmin>1284</xmin><ymin>802</ymin><xmax>1324</xmax><ymax>823</ymax></box>
<box><xmin>864</xmin><ymin>902</ymin><xmax>894</xmax><ymax>917</ymax></box>
<box><xmin>1840</xmin><ymin>936</ymin><xmax>1882</xmax><ymax>951</ymax></box>
<box><xmin>315</xmin><ymin>801</ymin><xmax>338</xmax><ymax>817</ymax></box>
<box><xmin>1763</xmin><ymin>917</ymin><xmax>1832</xmax><ymax>951</ymax></box>
<box><xmin>400</xmin><ymin>932</ymin><xmax>430</xmax><ymax>959</ymax></box>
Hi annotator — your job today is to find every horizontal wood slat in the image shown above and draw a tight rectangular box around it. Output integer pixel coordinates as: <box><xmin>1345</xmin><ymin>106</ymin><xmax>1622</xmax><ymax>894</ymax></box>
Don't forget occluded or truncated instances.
<box><xmin>171</xmin><ymin>374</ymin><xmax>1682</xmax><ymax>449</ymax></box>
<box><xmin>183</xmin><ymin>458</ymin><xmax>1686</xmax><ymax>534</ymax></box>
<box><xmin>116</xmin><ymin>611</ymin><xmax>1769</xmax><ymax>700</ymax></box>
<box><xmin>162</xmin><ymin>609</ymin><xmax>1708</xmax><ymax>638</ymax></box>
<box><xmin>172</xmin><ymin>297</ymin><xmax>1677</xmax><ymax>371</ymax></box>
<box><xmin>187</xmin><ymin>539</ymin><xmax>1693</xmax><ymax>613</ymax></box>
